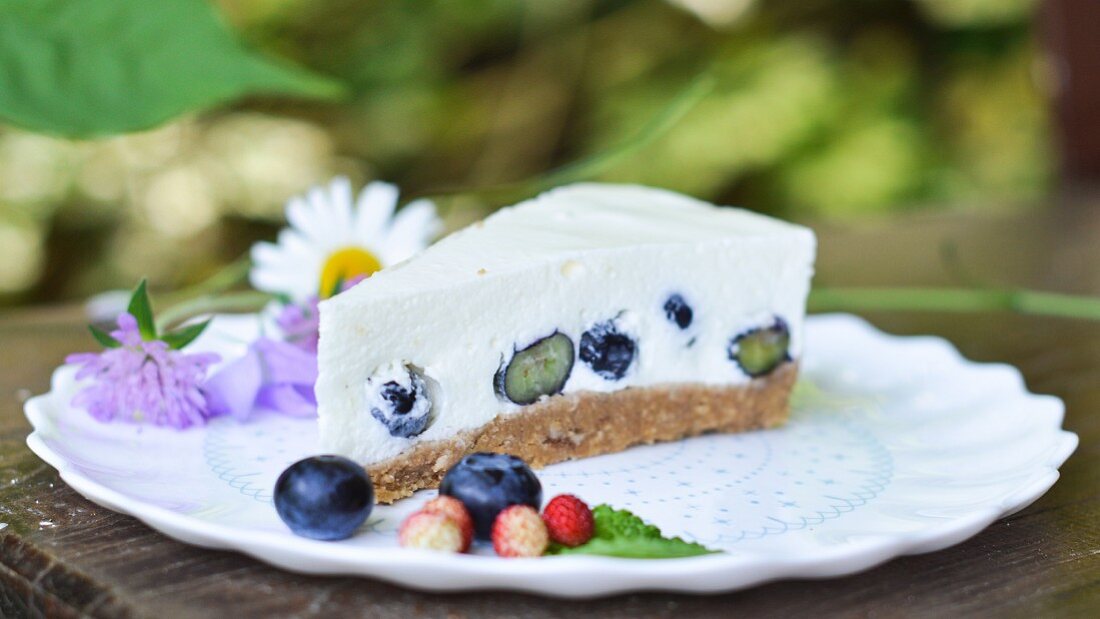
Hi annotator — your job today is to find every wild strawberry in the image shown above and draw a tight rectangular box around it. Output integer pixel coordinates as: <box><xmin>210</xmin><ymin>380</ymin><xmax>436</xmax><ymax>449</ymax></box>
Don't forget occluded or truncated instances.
<box><xmin>541</xmin><ymin>494</ymin><xmax>594</xmax><ymax>547</ymax></box>
<box><xmin>491</xmin><ymin>505</ymin><xmax>548</xmax><ymax>558</ymax></box>
<box><xmin>421</xmin><ymin>495</ymin><xmax>474</xmax><ymax>552</ymax></box>
<box><xmin>398</xmin><ymin>511</ymin><xmax>464</xmax><ymax>552</ymax></box>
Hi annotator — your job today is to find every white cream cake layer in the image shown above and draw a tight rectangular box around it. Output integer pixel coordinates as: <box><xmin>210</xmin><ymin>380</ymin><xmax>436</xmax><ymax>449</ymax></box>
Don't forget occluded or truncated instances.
<box><xmin>316</xmin><ymin>183</ymin><xmax>816</xmax><ymax>464</ymax></box>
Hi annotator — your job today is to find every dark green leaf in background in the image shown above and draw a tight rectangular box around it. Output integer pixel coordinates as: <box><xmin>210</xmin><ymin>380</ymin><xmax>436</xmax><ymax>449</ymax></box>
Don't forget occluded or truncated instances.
<box><xmin>0</xmin><ymin>0</ymin><xmax>344</xmax><ymax>138</ymax></box>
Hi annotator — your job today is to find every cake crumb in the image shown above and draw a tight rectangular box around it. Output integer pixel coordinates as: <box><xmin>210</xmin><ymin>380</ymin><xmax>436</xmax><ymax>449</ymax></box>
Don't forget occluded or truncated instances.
<box><xmin>433</xmin><ymin>454</ymin><xmax>452</xmax><ymax>471</ymax></box>
<box><xmin>560</xmin><ymin>260</ymin><xmax>585</xmax><ymax>278</ymax></box>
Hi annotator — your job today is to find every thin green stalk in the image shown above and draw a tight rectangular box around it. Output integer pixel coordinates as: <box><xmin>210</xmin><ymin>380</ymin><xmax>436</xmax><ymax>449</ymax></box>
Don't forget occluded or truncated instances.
<box><xmin>415</xmin><ymin>71</ymin><xmax>716</xmax><ymax>206</ymax></box>
<box><xmin>530</xmin><ymin>72</ymin><xmax>716</xmax><ymax>191</ymax></box>
<box><xmin>157</xmin><ymin>254</ymin><xmax>252</xmax><ymax>309</ymax></box>
<box><xmin>156</xmin><ymin>290</ymin><xmax>274</xmax><ymax>331</ymax></box>
<box><xmin>809</xmin><ymin>287</ymin><xmax>1100</xmax><ymax>321</ymax></box>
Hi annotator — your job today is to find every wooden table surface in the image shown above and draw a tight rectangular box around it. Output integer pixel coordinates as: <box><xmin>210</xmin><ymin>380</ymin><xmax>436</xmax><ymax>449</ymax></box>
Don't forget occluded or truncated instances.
<box><xmin>2</xmin><ymin>202</ymin><xmax>1099</xmax><ymax>618</ymax></box>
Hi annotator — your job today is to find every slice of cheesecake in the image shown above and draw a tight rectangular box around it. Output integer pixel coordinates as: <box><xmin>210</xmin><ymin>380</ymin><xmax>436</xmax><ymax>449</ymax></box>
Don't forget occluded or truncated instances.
<box><xmin>316</xmin><ymin>183</ymin><xmax>816</xmax><ymax>502</ymax></box>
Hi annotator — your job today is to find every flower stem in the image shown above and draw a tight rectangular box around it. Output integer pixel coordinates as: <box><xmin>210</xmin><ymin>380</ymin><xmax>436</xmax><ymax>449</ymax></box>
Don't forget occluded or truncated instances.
<box><xmin>808</xmin><ymin>287</ymin><xmax>1100</xmax><ymax>321</ymax></box>
<box><xmin>415</xmin><ymin>71</ymin><xmax>716</xmax><ymax>207</ymax></box>
<box><xmin>157</xmin><ymin>254</ymin><xmax>252</xmax><ymax>309</ymax></box>
<box><xmin>528</xmin><ymin>73</ymin><xmax>716</xmax><ymax>193</ymax></box>
<box><xmin>156</xmin><ymin>291</ymin><xmax>275</xmax><ymax>331</ymax></box>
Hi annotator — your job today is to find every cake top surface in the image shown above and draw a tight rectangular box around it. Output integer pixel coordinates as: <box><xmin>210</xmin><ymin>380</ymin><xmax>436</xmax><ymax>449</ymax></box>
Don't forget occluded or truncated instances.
<box><xmin>328</xmin><ymin>183</ymin><xmax>813</xmax><ymax>302</ymax></box>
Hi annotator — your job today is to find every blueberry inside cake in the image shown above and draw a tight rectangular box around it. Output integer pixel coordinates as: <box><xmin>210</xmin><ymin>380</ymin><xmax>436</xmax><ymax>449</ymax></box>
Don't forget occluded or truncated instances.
<box><xmin>316</xmin><ymin>183</ymin><xmax>816</xmax><ymax>502</ymax></box>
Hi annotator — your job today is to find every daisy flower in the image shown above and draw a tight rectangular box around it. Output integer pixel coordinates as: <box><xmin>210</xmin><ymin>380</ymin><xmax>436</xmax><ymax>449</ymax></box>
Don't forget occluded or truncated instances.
<box><xmin>250</xmin><ymin>177</ymin><xmax>442</xmax><ymax>301</ymax></box>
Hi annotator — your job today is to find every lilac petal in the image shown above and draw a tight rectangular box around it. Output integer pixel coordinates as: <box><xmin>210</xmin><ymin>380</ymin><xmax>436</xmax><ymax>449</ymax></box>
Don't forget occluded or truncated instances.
<box><xmin>65</xmin><ymin>352</ymin><xmax>98</xmax><ymax>365</ymax></box>
<box><xmin>115</xmin><ymin>312</ymin><xmax>138</xmax><ymax>332</ymax></box>
<box><xmin>201</xmin><ymin>337</ymin><xmax>318</xmax><ymax>421</ymax></box>
<box><xmin>111</xmin><ymin>313</ymin><xmax>143</xmax><ymax>346</ymax></box>
<box><xmin>204</xmin><ymin>347</ymin><xmax>264</xmax><ymax>420</ymax></box>
<box><xmin>255</xmin><ymin>384</ymin><xmax>317</xmax><ymax>417</ymax></box>
<box><xmin>341</xmin><ymin>275</ymin><xmax>367</xmax><ymax>291</ymax></box>
<box><xmin>274</xmin><ymin>298</ymin><xmax>321</xmax><ymax>354</ymax></box>
<box><xmin>255</xmin><ymin>338</ymin><xmax>318</xmax><ymax>385</ymax></box>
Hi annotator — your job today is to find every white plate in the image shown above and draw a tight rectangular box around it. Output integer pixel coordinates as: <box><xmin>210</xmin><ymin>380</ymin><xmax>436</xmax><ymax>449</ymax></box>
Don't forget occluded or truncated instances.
<box><xmin>24</xmin><ymin>314</ymin><xmax>1077</xmax><ymax>597</ymax></box>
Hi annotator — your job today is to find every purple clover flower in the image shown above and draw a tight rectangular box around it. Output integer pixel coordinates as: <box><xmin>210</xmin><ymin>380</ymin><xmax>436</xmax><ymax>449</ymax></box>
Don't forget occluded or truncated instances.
<box><xmin>65</xmin><ymin>313</ymin><xmax>221</xmax><ymax>429</ymax></box>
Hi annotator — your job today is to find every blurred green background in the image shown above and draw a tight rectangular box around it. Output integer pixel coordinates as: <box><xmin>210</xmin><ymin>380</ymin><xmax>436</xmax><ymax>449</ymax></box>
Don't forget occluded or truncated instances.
<box><xmin>0</xmin><ymin>0</ymin><xmax>1053</xmax><ymax>307</ymax></box>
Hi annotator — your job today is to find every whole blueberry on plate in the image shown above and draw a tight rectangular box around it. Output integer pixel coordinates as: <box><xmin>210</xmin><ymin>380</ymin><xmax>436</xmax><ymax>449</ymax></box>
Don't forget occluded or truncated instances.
<box><xmin>440</xmin><ymin>452</ymin><xmax>542</xmax><ymax>540</ymax></box>
<box><xmin>274</xmin><ymin>455</ymin><xmax>374</xmax><ymax>540</ymax></box>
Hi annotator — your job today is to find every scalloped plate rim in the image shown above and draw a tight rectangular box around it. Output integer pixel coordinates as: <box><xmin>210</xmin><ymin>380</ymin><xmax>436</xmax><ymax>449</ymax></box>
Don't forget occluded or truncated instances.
<box><xmin>22</xmin><ymin>313</ymin><xmax>1079</xmax><ymax>597</ymax></box>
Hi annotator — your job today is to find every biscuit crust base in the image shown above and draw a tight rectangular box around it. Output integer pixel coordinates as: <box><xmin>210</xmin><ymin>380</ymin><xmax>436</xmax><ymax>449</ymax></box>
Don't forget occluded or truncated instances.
<box><xmin>368</xmin><ymin>362</ymin><xmax>798</xmax><ymax>503</ymax></box>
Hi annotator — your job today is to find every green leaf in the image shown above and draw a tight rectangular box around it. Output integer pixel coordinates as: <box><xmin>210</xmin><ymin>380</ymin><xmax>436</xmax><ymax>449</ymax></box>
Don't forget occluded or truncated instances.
<box><xmin>127</xmin><ymin>279</ymin><xmax>157</xmax><ymax>341</ymax></box>
<box><xmin>0</xmin><ymin>0</ymin><xmax>344</xmax><ymax>138</ymax></box>
<box><xmin>87</xmin><ymin>324</ymin><xmax>121</xmax><ymax>349</ymax></box>
<box><xmin>546</xmin><ymin>505</ymin><xmax>718</xmax><ymax>559</ymax></box>
<box><xmin>161</xmin><ymin>319</ymin><xmax>211</xmax><ymax>350</ymax></box>
<box><xmin>326</xmin><ymin>273</ymin><xmax>346</xmax><ymax>299</ymax></box>
<box><xmin>548</xmin><ymin>536</ymin><xmax>717</xmax><ymax>559</ymax></box>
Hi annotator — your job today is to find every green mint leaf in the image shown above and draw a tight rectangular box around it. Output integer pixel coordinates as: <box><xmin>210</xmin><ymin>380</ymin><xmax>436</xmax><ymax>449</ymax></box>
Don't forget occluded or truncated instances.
<box><xmin>0</xmin><ymin>0</ymin><xmax>344</xmax><ymax>138</ymax></box>
<box><xmin>87</xmin><ymin>324</ymin><xmax>121</xmax><ymax>349</ymax></box>
<box><xmin>546</xmin><ymin>505</ymin><xmax>717</xmax><ymax>559</ymax></box>
<box><xmin>161</xmin><ymin>319</ymin><xmax>212</xmax><ymax>350</ymax></box>
<box><xmin>547</xmin><ymin>536</ymin><xmax>716</xmax><ymax>559</ymax></box>
<box><xmin>127</xmin><ymin>279</ymin><xmax>157</xmax><ymax>341</ymax></box>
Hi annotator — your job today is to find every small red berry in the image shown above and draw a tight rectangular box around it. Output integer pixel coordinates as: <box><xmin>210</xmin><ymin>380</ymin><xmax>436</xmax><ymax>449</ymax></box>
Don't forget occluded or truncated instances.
<box><xmin>541</xmin><ymin>494</ymin><xmax>594</xmax><ymax>547</ymax></box>
<box><xmin>491</xmin><ymin>505</ymin><xmax>549</xmax><ymax>558</ymax></box>
<box><xmin>421</xmin><ymin>495</ymin><xmax>474</xmax><ymax>552</ymax></box>
<box><xmin>398</xmin><ymin>511</ymin><xmax>464</xmax><ymax>552</ymax></box>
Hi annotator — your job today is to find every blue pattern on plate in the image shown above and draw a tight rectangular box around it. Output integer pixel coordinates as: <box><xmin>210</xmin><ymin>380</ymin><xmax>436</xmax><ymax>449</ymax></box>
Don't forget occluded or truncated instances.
<box><xmin>201</xmin><ymin>380</ymin><xmax>893</xmax><ymax>548</ymax></box>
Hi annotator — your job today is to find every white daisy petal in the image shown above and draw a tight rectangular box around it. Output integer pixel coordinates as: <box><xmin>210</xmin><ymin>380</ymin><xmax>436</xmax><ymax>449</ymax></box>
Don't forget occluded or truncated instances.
<box><xmin>381</xmin><ymin>199</ymin><xmax>442</xmax><ymax>264</ymax></box>
<box><xmin>276</xmin><ymin>227</ymin><xmax>333</xmax><ymax>260</ymax></box>
<box><xmin>354</xmin><ymin>181</ymin><xmax>399</xmax><ymax>242</ymax></box>
<box><xmin>252</xmin><ymin>241</ymin><xmax>301</xmax><ymax>270</ymax></box>
<box><xmin>251</xmin><ymin>244</ymin><xmax>308</xmax><ymax>296</ymax></box>
<box><xmin>308</xmin><ymin>178</ymin><xmax>356</xmax><ymax>244</ymax></box>
<box><xmin>328</xmin><ymin>176</ymin><xmax>354</xmax><ymax>211</ymax></box>
<box><xmin>257</xmin><ymin>272</ymin><xmax>314</xmax><ymax>301</ymax></box>
<box><xmin>284</xmin><ymin>197</ymin><xmax>328</xmax><ymax>245</ymax></box>
<box><xmin>251</xmin><ymin>261</ymin><xmax>308</xmax><ymax>298</ymax></box>
<box><xmin>249</xmin><ymin>177</ymin><xmax>441</xmax><ymax>301</ymax></box>
<box><xmin>330</xmin><ymin>178</ymin><xmax>359</xmax><ymax>237</ymax></box>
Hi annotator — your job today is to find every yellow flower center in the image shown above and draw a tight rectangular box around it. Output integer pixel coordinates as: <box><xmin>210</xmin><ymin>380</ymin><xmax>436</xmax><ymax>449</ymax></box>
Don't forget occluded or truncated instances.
<box><xmin>319</xmin><ymin>246</ymin><xmax>382</xmax><ymax>297</ymax></box>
